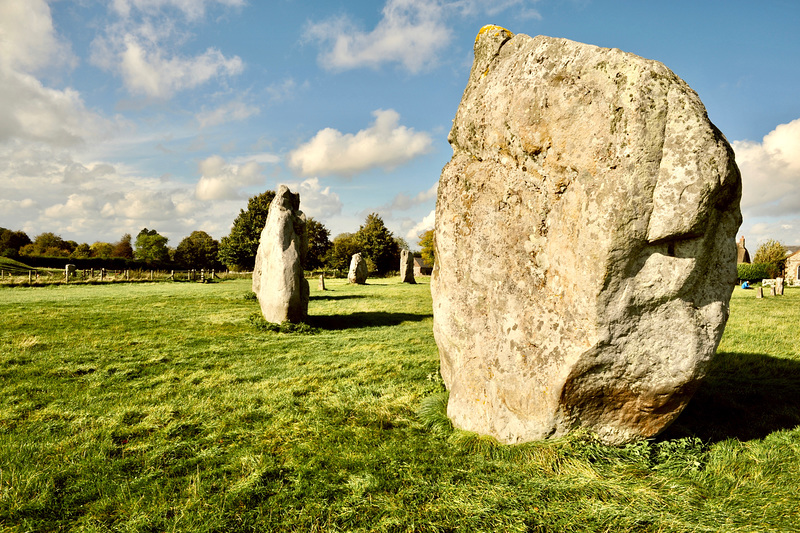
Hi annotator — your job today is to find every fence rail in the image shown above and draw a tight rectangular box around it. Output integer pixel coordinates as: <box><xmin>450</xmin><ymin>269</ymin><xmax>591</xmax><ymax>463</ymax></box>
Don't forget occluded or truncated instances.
<box><xmin>0</xmin><ymin>268</ymin><xmax>252</xmax><ymax>287</ymax></box>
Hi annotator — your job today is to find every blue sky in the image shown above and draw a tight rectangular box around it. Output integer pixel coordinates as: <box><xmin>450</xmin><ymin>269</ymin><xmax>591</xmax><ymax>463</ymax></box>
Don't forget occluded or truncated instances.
<box><xmin>2</xmin><ymin>0</ymin><xmax>799</xmax><ymax>251</ymax></box>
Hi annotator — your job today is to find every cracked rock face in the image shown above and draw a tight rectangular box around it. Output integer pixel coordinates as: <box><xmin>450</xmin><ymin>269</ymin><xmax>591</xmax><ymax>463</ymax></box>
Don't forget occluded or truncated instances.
<box><xmin>431</xmin><ymin>27</ymin><xmax>742</xmax><ymax>445</ymax></box>
<box><xmin>253</xmin><ymin>185</ymin><xmax>309</xmax><ymax>324</ymax></box>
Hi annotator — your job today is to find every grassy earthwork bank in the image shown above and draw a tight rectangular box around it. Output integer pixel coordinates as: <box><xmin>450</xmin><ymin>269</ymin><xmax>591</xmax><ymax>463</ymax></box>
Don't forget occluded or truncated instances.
<box><xmin>1</xmin><ymin>279</ymin><xmax>800</xmax><ymax>532</ymax></box>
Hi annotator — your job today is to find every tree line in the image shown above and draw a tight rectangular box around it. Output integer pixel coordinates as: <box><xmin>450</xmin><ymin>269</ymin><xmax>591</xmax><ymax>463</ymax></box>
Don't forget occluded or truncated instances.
<box><xmin>1</xmin><ymin>190</ymin><xmax>437</xmax><ymax>274</ymax></box>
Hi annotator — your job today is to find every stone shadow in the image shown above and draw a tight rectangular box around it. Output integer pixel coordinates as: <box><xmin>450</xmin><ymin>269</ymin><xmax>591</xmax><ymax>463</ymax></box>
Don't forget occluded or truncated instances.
<box><xmin>309</xmin><ymin>311</ymin><xmax>432</xmax><ymax>330</ymax></box>
<box><xmin>309</xmin><ymin>294</ymin><xmax>366</xmax><ymax>301</ymax></box>
<box><xmin>659</xmin><ymin>351</ymin><xmax>800</xmax><ymax>442</ymax></box>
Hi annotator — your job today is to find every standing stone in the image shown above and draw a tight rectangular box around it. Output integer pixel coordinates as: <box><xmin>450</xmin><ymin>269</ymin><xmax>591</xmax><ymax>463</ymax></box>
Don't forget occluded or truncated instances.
<box><xmin>776</xmin><ymin>277</ymin><xmax>784</xmax><ymax>295</ymax></box>
<box><xmin>252</xmin><ymin>185</ymin><xmax>309</xmax><ymax>323</ymax></box>
<box><xmin>318</xmin><ymin>274</ymin><xmax>326</xmax><ymax>291</ymax></box>
<box><xmin>432</xmin><ymin>27</ymin><xmax>742</xmax><ymax>445</ymax></box>
<box><xmin>65</xmin><ymin>264</ymin><xmax>76</xmax><ymax>281</ymax></box>
<box><xmin>400</xmin><ymin>249</ymin><xmax>416</xmax><ymax>284</ymax></box>
<box><xmin>348</xmin><ymin>253</ymin><xmax>368</xmax><ymax>284</ymax></box>
<box><xmin>756</xmin><ymin>287</ymin><xmax>764</xmax><ymax>298</ymax></box>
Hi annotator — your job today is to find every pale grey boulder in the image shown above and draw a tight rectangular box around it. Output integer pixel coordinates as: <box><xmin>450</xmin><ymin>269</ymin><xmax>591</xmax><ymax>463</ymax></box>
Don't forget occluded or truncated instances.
<box><xmin>400</xmin><ymin>249</ymin><xmax>416</xmax><ymax>284</ymax></box>
<box><xmin>348</xmin><ymin>253</ymin><xmax>368</xmax><ymax>284</ymax></box>
<box><xmin>432</xmin><ymin>26</ymin><xmax>742</xmax><ymax>445</ymax></box>
<box><xmin>252</xmin><ymin>185</ymin><xmax>309</xmax><ymax>323</ymax></box>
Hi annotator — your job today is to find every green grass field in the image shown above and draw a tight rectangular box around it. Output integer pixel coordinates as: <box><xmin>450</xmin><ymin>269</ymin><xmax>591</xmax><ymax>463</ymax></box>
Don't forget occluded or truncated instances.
<box><xmin>1</xmin><ymin>279</ymin><xmax>799</xmax><ymax>532</ymax></box>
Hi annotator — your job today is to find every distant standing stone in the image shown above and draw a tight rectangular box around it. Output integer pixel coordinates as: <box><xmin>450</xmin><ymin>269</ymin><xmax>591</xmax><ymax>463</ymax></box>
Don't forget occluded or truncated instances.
<box><xmin>432</xmin><ymin>27</ymin><xmax>742</xmax><ymax>445</ymax></box>
<box><xmin>252</xmin><ymin>185</ymin><xmax>309</xmax><ymax>323</ymax></box>
<box><xmin>400</xmin><ymin>249</ymin><xmax>416</xmax><ymax>284</ymax></box>
<box><xmin>756</xmin><ymin>287</ymin><xmax>764</xmax><ymax>298</ymax></box>
<box><xmin>348</xmin><ymin>253</ymin><xmax>368</xmax><ymax>284</ymax></box>
<box><xmin>318</xmin><ymin>274</ymin><xmax>326</xmax><ymax>291</ymax></box>
<box><xmin>65</xmin><ymin>264</ymin><xmax>76</xmax><ymax>281</ymax></box>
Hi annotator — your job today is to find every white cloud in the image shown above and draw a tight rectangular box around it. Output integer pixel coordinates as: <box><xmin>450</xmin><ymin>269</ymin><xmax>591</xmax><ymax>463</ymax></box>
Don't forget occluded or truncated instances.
<box><xmin>305</xmin><ymin>0</ymin><xmax>452</xmax><ymax>73</ymax></box>
<box><xmin>111</xmin><ymin>0</ymin><xmax>246</xmax><ymax>21</ymax></box>
<box><xmin>195</xmin><ymin>155</ymin><xmax>265</xmax><ymax>201</ymax></box>
<box><xmin>101</xmin><ymin>189</ymin><xmax>181</xmax><ymax>220</ymax></box>
<box><xmin>288</xmin><ymin>109</ymin><xmax>433</xmax><ymax>177</ymax></box>
<box><xmin>0</xmin><ymin>0</ymin><xmax>76</xmax><ymax>73</ymax></box>
<box><xmin>284</xmin><ymin>178</ymin><xmax>343</xmax><ymax>220</ymax></box>
<box><xmin>405</xmin><ymin>209</ymin><xmax>436</xmax><ymax>240</ymax></box>
<box><xmin>197</xmin><ymin>100</ymin><xmax>260</xmax><ymax>128</ymax></box>
<box><xmin>386</xmin><ymin>181</ymin><xmax>438</xmax><ymax>211</ymax></box>
<box><xmin>733</xmin><ymin>117</ymin><xmax>800</xmax><ymax>217</ymax></box>
<box><xmin>91</xmin><ymin>2</ymin><xmax>244</xmax><ymax>99</ymax></box>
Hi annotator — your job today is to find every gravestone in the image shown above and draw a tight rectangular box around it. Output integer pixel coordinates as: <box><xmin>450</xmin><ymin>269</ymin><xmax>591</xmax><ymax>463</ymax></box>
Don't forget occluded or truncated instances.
<box><xmin>252</xmin><ymin>185</ymin><xmax>309</xmax><ymax>323</ymax></box>
<box><xmin>348</xmin><ymin>253</ymin><xmax>368</xmax><ymax>284</ymax></box>
<box><xmin>400</xmin><ymin>249</ymin><xmax>416</xmax><ymax>284</ymax></box>
<box><xmin>432</xmin><ymin>27</ymin><xmax>742</xmax><ymax>445</ymax></box>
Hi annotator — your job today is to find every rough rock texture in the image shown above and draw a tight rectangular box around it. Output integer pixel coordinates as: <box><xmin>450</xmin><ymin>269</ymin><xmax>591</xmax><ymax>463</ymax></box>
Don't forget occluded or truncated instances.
<box><xmin>252</xmin><ymin>185</ymin><xmax>309</xmax><ymax>323</ymax></box>
<box><xmin>400</xmin><ymin>249</ymin><xmax>416</xmax><ymax>284</ymax></box>
<box><xmin>431</xmin><ymin>27</ymin><xmax>742</xmax><ymax>445</ymax></box>
<box><xmin>348</xmin><ymin>253</ymin><xmax>368</xmax><ymax>284</ymax></box>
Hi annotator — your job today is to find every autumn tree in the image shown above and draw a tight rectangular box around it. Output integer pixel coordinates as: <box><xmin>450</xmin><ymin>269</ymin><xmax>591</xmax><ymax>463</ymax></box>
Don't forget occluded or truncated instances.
<box><xmin>218</xmin><ymin>190</ymin><xmax>275</xmax><ymax>270</ymax></box>
<box><xmin>418</xmin><ymin>229</ymin><xmax>435</xmax><ymax>267</ymax></box>
<box><xmin>304</xmin><ymin>217</ymin><xmax>332</xmax><ymax>270</ymax></box>
<box><xmin>90</xmin><ymin>242</ymin><xmax>113</xmax><ymax>259</ymax></box>
<box><xmin>753</xmin><ymin>239</ymin><xmax>788</xmax><ymax>278</ymax></box>
<box><xmin>134</xmin><ymin>228</ymin><xmax>169</xmax><ymax>264</ymax></box>
<box><xmin>175</xmin><ymin>231</ymin><xmax>220</xmax><ymax>269</ymax></box>
<box><xmin>111</xmin><ymin>234</ymin><xmax>134</xmax><ymax>259</ymax></box>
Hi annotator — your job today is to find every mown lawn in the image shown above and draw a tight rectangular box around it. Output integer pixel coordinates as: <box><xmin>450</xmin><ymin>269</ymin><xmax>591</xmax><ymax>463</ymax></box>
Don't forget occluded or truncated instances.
<box><xmin>1</xmin><ymin>279</ymin><xmax>799</xmax><ymax>532</ymax></box>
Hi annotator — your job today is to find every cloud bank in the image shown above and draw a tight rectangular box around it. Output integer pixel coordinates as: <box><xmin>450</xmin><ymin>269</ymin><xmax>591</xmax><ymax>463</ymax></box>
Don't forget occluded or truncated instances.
<box><xmin>288</xmin><ymin>109</ymin><xmax>432</xmax><ymax>177</ymax></box>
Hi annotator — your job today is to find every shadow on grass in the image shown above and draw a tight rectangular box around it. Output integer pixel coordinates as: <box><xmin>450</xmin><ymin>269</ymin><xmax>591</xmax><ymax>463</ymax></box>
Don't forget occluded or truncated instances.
<box><xmin>309</xmin><ymin>293</ymin><xmax>366</xmax><ymax>301</ymax></box>
<box><xmin>309</xmin><ymin>311</ymin><xmax>432</xmax><ymax>330</ymax></box>
<box><xmin>660</xmin><ymin>351</ymin><xmax>800</xmax><ymax>442</ymax></box>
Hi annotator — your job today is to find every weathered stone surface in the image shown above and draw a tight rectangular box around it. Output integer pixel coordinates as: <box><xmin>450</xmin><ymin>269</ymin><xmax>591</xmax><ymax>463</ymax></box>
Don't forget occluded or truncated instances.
<box><xmin>400</xmin><ymin>249</ymin><xmax>416</xmax><ymax>284</ymax></box>
<box><xmin>348</xmin><ymin>253</ymin><xmax>368</xmax><ymax>284</ymax></box>
<box><xmin>318</xmin><ymin>274</ymin><xmax>326</xmax><ymax>291</ymax></box>
<box><xmin>252</xmin><ymin>185</ymin><xmax>309</xmax><ymax>323</ymax></box>
<box><xmin>431</xmin><ymin>27</ymin><xmax>742</xmax><ymax>445</ymax></box>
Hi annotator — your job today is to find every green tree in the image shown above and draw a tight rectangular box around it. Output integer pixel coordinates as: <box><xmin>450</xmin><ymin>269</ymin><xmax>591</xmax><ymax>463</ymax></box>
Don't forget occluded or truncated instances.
<box><xmin>418</xmin><ymin>229</ymin><xmax>435</xmax><ymax>267</ymax></box>
<box><xmin>218</xmin><ymin>190</ymin><xmax>276</xmax><ymax>271</ymax></box>
<box><xmin>304</xmin><ymin>217</ymin><xmax>332</xmax><ymax>270</ymax></box>
<box><xmin>70</xmin><ymin>243</ymin><xmax>92</xmax><ymax>259</ymax></box>
<box><xmin>0</xmin><ymin>228</ymin><xmax>31</xmax><ymax>258</ymax></box>
<box><xmin>134</xmin><ymin>228</ymin><xmax>169</xmax><ymax>264</ymax></box>
<box><xmin>90</xmin><ymin>242</ymin><xmax>113</xmax><ymax>259</ymax></box>
<box><xmin>175</xmin><ymin>231</ymin><xmax>220</xmax><ymax>269</ymax></box>
<box><xmin>111</xmin><ymin>234</ymin><xmax>134</xmax><ymax>259</ymax></box>
<box><xmin>19</xmin><ymin>232</ymin><xmax>73</xmax><ymax>257</ymax></box>
<box><xmin>353</xmin><ymin>213</ymin><xmax>400</xmax><ymax>274</ymax></box>
<box><xmin>753</xmin><ymin>239</ymin><xmax>788</xmax><ymax>278</ymax></box>
<box><xmin>325</xmin><ymin>233</ymin><xmax>359</xmax><ymax>271</ymax></box>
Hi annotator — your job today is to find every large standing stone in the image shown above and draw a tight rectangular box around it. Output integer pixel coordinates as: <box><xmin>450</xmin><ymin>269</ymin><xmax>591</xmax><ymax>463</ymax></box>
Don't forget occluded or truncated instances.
<box><xmin>400</xmin><ymin>249</ymin><xmax>416</xmax><ymax>284</ymax></box>
<box><xmin>252</xmin><ymin>185</ymin><xmax>309</xmax><ymax>323</ymax></box>
<box><xmin>348</xmin><ymin>253</ymin><xmax>368</xmax><ymax>284</ymax></box>
<box><xmin>431</xmin><ymin>27</ymin><xmax>742</xmax><ymax>445</ymax></box>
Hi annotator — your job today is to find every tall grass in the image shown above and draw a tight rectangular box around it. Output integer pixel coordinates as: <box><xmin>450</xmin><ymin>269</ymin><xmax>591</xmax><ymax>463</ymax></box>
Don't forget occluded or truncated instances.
<box><xmin>1</xmin><ymin>281</ymin><xmax>799</xmax><ymax>532</ymax></box>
